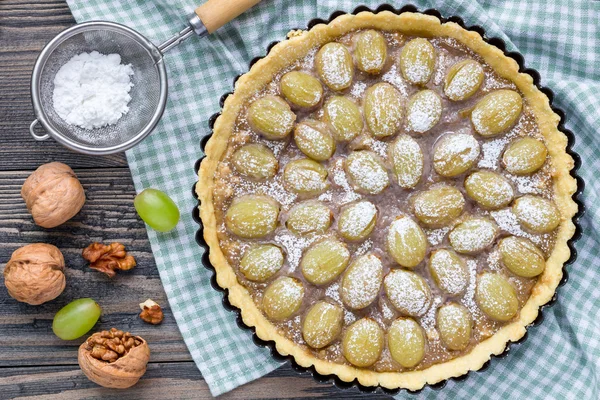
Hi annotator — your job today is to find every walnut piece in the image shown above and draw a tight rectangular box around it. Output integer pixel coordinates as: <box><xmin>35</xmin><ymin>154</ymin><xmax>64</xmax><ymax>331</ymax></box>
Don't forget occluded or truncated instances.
<box><xmin>21</xmin><ymin>162</ymin><xmax>85</xmax><ymax>228</ymax></box>
<box><xmin>78</xmin><ymin>328</ymin><xmax>150</xmax><ymax>389</ymax></box>
<box><xmin>82</xmin><ymin>243</ymin><xmax>136</xmax><ymax>278</ymax></box>
<box><xmin>3</xmin><ymin>243</ymin><xmax>66</xmax><ymax>305</ymax></box>
<box><xmin>139</xmin><ymin>299</ymin><xmax>164</xmax><ymax>325</ymax></box>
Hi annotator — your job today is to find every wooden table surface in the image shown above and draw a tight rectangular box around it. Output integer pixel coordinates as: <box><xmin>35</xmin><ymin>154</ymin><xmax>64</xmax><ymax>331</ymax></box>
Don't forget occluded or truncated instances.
<box><xmin>0</xmin><ymin>1</ymin><xmax>392</xmax><ymax>399</ymax></box>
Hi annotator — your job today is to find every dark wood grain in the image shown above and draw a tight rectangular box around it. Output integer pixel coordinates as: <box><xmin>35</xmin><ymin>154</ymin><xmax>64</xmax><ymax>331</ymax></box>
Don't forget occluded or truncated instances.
<box><xmin>0</xmin><ymin>363</ymin><xmax>393</xmax><ymax>400</ymax></box>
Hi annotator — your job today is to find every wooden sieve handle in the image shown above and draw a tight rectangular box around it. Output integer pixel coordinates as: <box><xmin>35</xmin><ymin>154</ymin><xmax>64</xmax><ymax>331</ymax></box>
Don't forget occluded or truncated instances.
<box><xmin>195</xmin><ymin>0</ymin><xmax>261</xmax><ymax>34</ymax></box>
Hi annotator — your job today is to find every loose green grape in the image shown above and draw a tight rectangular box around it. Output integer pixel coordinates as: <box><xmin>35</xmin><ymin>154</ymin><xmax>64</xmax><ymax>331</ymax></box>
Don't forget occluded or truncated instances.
<box><xmin>52</xmin><ymin>298</ymin><xmax>102</xmax><ymax>340</ymax></box>
<box><xmin>134</xmin><ymin>188</ymin><xmax>180</xmax><ymax>232</ymax></box>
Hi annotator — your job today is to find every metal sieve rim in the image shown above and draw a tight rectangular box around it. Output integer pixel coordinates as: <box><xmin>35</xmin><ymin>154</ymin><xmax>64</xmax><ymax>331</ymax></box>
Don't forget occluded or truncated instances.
<box><xmin>30</xmin><ymin>21</ymin><xmax>168</xmax><ymax>155</ymax></box>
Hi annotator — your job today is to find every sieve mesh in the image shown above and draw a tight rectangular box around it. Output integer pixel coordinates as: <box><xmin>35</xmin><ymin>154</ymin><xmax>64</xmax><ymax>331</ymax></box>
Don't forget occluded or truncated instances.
<box><xmin>34</xmin><ymin>24</ymin><xmax>165</xmax><ymax>150</ymax></box>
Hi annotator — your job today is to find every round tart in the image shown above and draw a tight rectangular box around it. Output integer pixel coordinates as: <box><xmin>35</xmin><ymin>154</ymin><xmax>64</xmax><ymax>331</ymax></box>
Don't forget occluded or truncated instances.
<box><xmin>197</xmin><ymin>11</ymin><xmax>578</xmax><ymax>390</ymax></box>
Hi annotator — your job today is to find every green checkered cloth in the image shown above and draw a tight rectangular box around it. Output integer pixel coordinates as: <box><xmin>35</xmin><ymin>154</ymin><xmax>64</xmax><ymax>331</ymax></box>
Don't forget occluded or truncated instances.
<box><xmin>66</xmin><ymin>0</ymin><xmax>598</xmax><ymax>397</ymax></box>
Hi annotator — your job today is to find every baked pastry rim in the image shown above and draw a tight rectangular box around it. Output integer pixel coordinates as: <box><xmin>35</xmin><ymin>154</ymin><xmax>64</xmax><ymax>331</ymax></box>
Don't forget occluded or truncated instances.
<box><xmin>197</xmin><ymin>11</ymin><xmax>578</xmax><ymax>390</ymax></box>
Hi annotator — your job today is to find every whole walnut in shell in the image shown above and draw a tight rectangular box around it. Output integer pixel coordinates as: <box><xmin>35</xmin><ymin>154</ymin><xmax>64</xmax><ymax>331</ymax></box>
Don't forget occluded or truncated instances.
<box><xmin>3</xmin><ymin>243</ymin><xmax>66</xmax><ymax>305</ymax></box>
<box><xmin>21</xmin><ymin>162</ymin><xmax>85</xmax><ymax>228</ymax></box>
<box><xmin>79</xmin><ymin>328</ymin><xmax>150</xmax><ymax>389</ymax></box>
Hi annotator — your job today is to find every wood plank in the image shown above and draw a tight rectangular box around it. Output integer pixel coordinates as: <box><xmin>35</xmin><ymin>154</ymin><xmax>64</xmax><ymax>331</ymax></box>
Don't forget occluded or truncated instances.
<box><xmin>0</xmin><ymin>362</ymin><xmax>393</xmax><ymax>399</ymax></box>
<box><xmin>0</xmin><ymin>169</ymin><xmax>191</xmax><ymax>365</ymax></box>
<box><xmin>0</xmin><ymin>0</ymin><xmax>128</xmax><ymax>169</ymax></box>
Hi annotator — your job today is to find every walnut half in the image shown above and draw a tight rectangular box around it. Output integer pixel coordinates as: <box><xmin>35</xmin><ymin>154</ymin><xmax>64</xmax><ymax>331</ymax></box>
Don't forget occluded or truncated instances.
<box><xmin>139</xmin><ymin>299</ymin><xmax>164</xmax><ymax>325</ymax></box>
<box><xmin>3</xmin><ymin>243</ymin><xmax>66</xmax><ymax>305</ymax></box>
<box><xmin>82</xmin><ymin>243</ymin><xmax>136</xmax><ymax>278</ymax></box>
<box><xmin>78</xmin><ymin>328</ymin><xmax>150</xmax><ymax>389</ymax></box>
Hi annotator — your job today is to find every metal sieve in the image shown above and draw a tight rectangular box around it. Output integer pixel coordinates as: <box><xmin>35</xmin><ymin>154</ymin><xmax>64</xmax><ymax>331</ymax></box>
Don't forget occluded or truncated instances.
<box><xmin>30</xmin><ymin>0</ymin><xmax>260</xmax><ymax>155</ymax></box>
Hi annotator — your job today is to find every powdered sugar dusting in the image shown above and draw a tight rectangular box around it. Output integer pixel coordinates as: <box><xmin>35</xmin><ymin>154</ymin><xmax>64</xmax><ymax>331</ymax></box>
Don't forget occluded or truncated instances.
<box><xmin>234</xmin><ymin>176</ymin><xmax>297</xmax><ymax>209</ymax></box>
<box><xmin>339</xmin><ymin>201</ymin><xmax>377</xmax><ymax>238</ymax></box>
<box><xmin>506</xmin><ymin>173</ymin><xmax>545</xmax><ymax>194</ymax></box>
<box><xmin>344</xmin><ymin>310</ymin><xmax>357</xmax><ymax>325</ymax></box>
<box><xmin>449</xmin><ymin>218</ymin><xmax>497</xmax><ymax>253</ymax></box>
<box><xmin>381</xmin><ymin>64</ymin><xmax>408</xmax><ymax>97</ymax></box>
<box><xmin>478</xmin><ymin>136</ymin><xmax>509</xmax><ymax>170</ymax></box>
<box><xmin>460</xmin><ymin>259</ymin><xmax>482</xmax><ymax>319</ymax></box>
<box><xmin>406</xmin><ymin>90</ymin><xmax>442</xmax><ymax>133</ymax></box>
<box><xmin>434</xmin><ymin>133</ymin><xmax>481</xmax><ymax>174</ymax></box>
<box><xmin>420</xmin><ymin>296</ymin><xmax>443</xmax><ymax>336</ymax></box>
<box><xmin>316</xmin><ymin>43</ymin><xmax>353</xmax><ymax>90</ymax></box>
<box><xmin>331</xmin><ymin>158</ymin><xmax>361</xmax><ymax>204</ymax></box>
<box><xmin>384</xmin><ymin>270</ymin><xmax>431</xmax><ymax>317</ymax></box>
<box><xmin>366</xmin><ymin>137</ymin><xmax>389</xmax><ymax>158</ymax></box>
<box><xmin>350</xmin><ymin>81</ymin><xmax>367</xmax><ymax>98</ymax></box>
<box><xmin>445</xmin><ymin>60</ymin><xmax>483</xmax><ymax>100</ymax></box>
<box><xmin>273</xmin><ymin>230</ymin><xmax>319</xmax><ymax>272</ymax></box>
<box><xmin>325</xmin><ymin>281</ymin><xmax>341</xmax><ymax>304</ymax></box>
<box><xmin>429</xmin><ymin>250</ymin><xmax>468</xmax><ymax>295</ymax></box>
<box><xmin>346</xmin><ymin>151</ymin><xmax>390</xmax><ymax>194</ymax></box>
<box><xmin>341</xmin><ymin>254</ymin><xmax>383</xmax><ymax>309</ymax></box>
<box><xmin>425</xmin><ymin>226</ymin><xmax>451</xmax><ymax>246</ymax></box>
<box><xmin>490</xmin><ymin>208</ymin><xmax>539</xmax><ymax>244</ymax></box>
<box><xmin>355</xmin><ymin>239</ymin><xmax>373</xmax><ymax>256</ymax></box>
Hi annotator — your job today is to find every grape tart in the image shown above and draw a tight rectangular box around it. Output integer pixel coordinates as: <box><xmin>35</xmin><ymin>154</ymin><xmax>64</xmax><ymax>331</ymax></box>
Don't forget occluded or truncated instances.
<box><xmin>197</xmin><ymin>11</ymin><xmax>578</xmax><ymax>390</ymax></box>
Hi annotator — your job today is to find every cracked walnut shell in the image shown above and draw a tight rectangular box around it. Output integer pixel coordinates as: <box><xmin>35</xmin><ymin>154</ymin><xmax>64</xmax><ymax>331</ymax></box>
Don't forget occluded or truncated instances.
<box><xmin>21</xmin><ymin>162</ymin><xmax>85</xmax><ymax>228</ymax></box>
<box><xmin>3</xmin><ymin>243</ymin><xmax>66</xmax><ymax>305</ymax></box>
<box><xmin>79</xmin><ymin>328</ymin><xmax>150</xmax><ymax>389</ymax></box>
<box><xmin>82</xmin><ymin>243</ymin><xmax>136</xmax><ymax>278</ymax></box>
